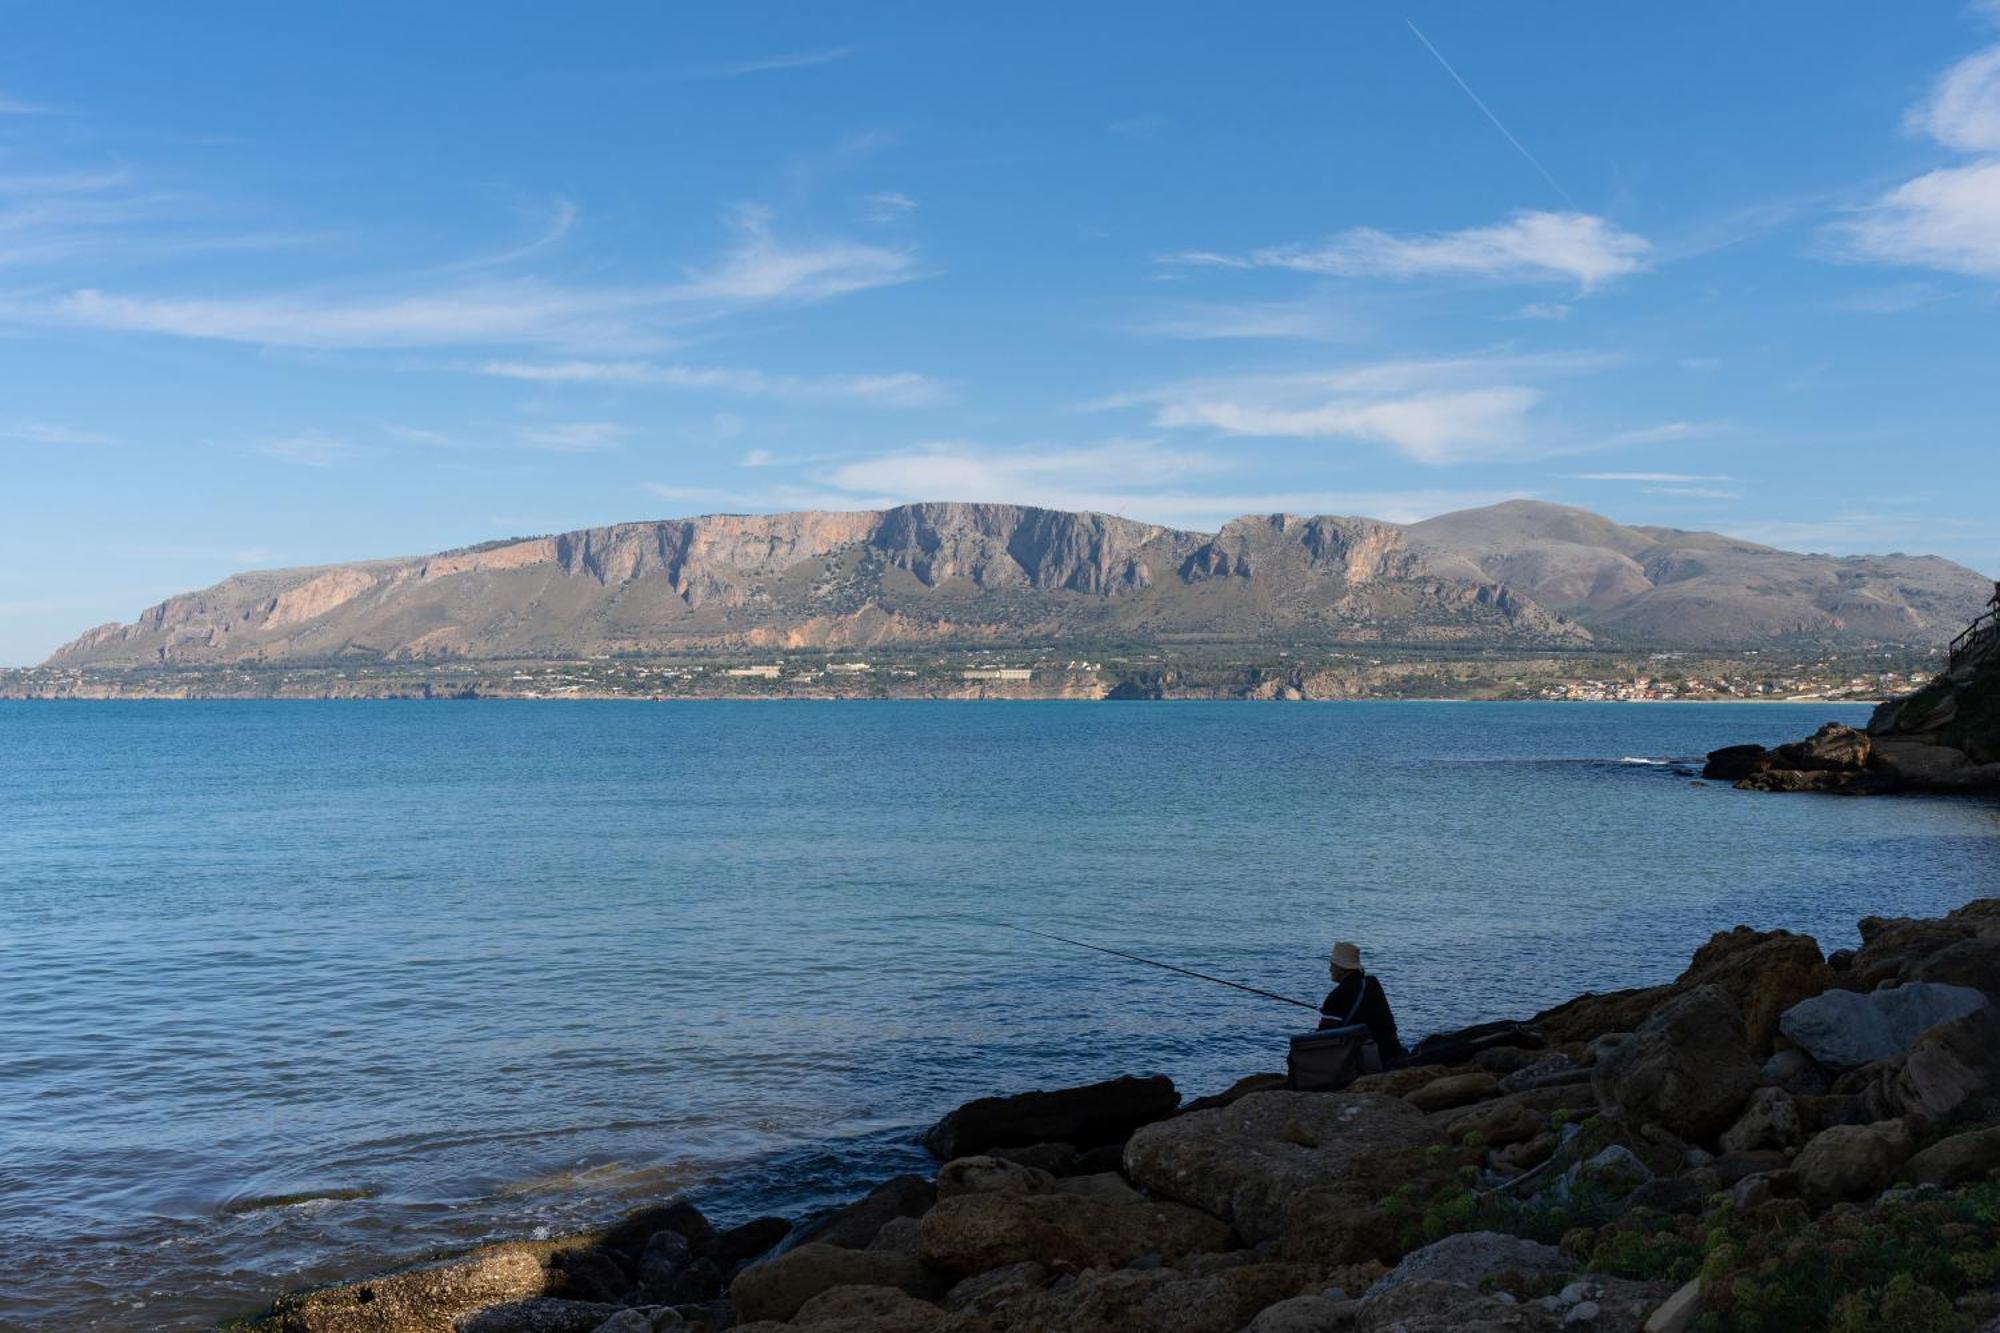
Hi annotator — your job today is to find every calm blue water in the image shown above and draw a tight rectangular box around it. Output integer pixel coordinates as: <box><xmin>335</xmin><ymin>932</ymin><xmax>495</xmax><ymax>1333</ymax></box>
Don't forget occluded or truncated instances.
<box><xmin>4</xmin><ymin>701</ymin><xmax>1998</xmax><ymax>1330</ymax></box>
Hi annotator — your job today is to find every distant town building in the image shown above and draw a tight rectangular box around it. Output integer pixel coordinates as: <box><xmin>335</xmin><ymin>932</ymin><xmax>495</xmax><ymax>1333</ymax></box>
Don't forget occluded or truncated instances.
<box><xmin>722</xmin><ymin>665</ymin><xmax>782</xmax><ymax>679</ymax></box>
<box><xmin>962</xmin><ymin>667</ymin><xmax>1032</xmax><ymax>681</ymax></box>
<box><xmin>825</xmin><ymin>662</ymin><xmax>872</xmax><ymax>674</ymax></box>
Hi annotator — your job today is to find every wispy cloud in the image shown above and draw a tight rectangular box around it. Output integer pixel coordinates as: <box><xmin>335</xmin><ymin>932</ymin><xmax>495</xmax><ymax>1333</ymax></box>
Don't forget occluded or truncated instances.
<box><xmin>516</xmin><ymin>421</ymin><xmax>628</xmax><ymax>452</ymax></box>
<box><xmin>479</xmin><ymin>359</ymin><xmax>946</xmax><ymax>406</ymax></box>
<box><xmin>1511</xmin><ymin>301</ymin><xmax>1572</xmax><ymax>321</ymax></box>
<box><xmin>1166</xmin><ymin>211</ymin><xmax>1650</xmax><ymax>290</ymax></box>
<box><xmin>1098</xmin><ymin>353</ymin><xmax>1615</xmax><ymax>464</ymax></box>
<box><xmin>1644</xmin><ymin>485</ymin><xmax>1741</xmax><ymax>500</ymax></box>
<box><xmin>441</xmin><ymin>196</ymin><xmax>578</xmax><ymax>272</ymax></box>
<box><xmin>0</xmin><ymin>422</ymin><xmax>114</xmax><ymax>446</ymax></box>
<box><xmin>255</xmin><ymin>434</ymin><xmax>356</xmax><ymax>467</ymax></box>
<box><xmin>14</xmin><ymin>206</ymin><xmax>920</xmax><ymax>351</ymax></box>
<box><xmin>702</xmin><ymin>45</ymin><xmax>862</xmax><ymax>78</ymax></box>
<box><xmin>0</xmin><ymin>92</ymin><xmax>55</xmax><ymax>115</ymax></box>
<box><xmin>861</xmin><ymin>191</ymin><xmax>918</xmax><ymax>223</ymax></box>
<box><xmin>1126</xmin><ymin>299</ymin><xmax>1353</xmax><ymax>341</ymax></box>
<box><xmin>1568</xmin><ymin>471</ymin><xmax>1734</xmax><ymax>483</ymax></box>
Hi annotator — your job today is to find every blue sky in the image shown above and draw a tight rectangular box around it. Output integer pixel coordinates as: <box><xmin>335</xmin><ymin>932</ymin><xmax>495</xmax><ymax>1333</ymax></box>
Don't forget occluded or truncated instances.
<box><xmin>3</xmin><ymin>2</ymin><xmax>2000</xmax><ymax>664</ymax></box>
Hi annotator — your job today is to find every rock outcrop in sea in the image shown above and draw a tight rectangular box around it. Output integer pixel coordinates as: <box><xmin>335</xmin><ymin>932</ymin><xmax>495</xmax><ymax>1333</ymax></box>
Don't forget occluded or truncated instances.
<box><xmin>1704</xmin><ymin>590</ymin><xmax>2000</xmax><ymax>793</ymax></box>
<box><xmin>248</xmin><ymin>898</ymin><xmax>2000</xmax><ymax>1333</ymax></box>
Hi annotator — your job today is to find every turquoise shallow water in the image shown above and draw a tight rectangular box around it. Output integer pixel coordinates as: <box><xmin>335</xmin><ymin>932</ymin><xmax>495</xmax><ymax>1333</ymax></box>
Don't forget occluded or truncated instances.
<box><xmin>4</xmin><ymin>700</ymin><xmax>1998</xmax><ymax>1330</ymax></box>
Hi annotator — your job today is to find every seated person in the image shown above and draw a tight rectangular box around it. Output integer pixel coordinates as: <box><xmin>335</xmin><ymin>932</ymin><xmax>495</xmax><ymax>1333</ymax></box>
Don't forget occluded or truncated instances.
<box><xmin>1317</xmin><ymin>940</ymin><xmax>1406</xmax><ymax>1062</ymax></box>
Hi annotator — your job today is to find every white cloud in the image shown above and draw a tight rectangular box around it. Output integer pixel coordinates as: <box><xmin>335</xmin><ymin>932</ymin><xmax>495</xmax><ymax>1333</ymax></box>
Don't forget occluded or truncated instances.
<box><xmin>11</xmin><ymin>207</ymin><xmax>919</xmax><ymax>351</ymax></box>
<box><xmin>1907</xmin><ymin>45</ymin><xmax>2000</xmax><ymax>152</ymax></box>
<box><xmin>1100</xmin><ymin>357</ymin><xmax>1596</xmax><ymax>464</ymax></box>
<box><xmin>1127</xmin><ymin>300</ymin><xmax>1352</xmax><ymax>341</ymax></box>
<box><xmin>1168</xmin><ymin>211</ymin><xmax>1651</xmax><ymax>290</ymax></box>
<box><xmin>1643</xmin><ymin>485</ymin><xmax>1741</xmax><ymax>500</ymax></box>
<box><xmin>478</xmin><ymin>359</ymin><xmax>946</xmax><ymax>406</ymax></box>
<box><xmin>703</xmin><ymin>45</ymin><xmax>862</xmax><ymax>78</ymax></box>
<box><xmin>1568</xmin><ymin>471</ymin><xmax>1734</xmax><ymax>483</ymax></box>
<box><xmin>0</xmin><ymin>422</ymin><xmax>113</xmax><ymax>445</ymax></box>
<box><xmin>1511</xmin><ymin>302</ymin><xmax>1572</xmax><ymax>321</ymax></box>
<box><xmin>0</xmin><ymin>92</ymin><xmax>53</xmax><ymax>115</ymax></box>
<box><xmin>1836</xmin><ymin>158</ymin><xmax>2000</xmax><ymax>276</ymax></box>
<box><xmin>677</xmin><ymin>204</ymin><xmax>917</xmax><ymax>304</ymax></box>
<box><xmin>516</xmin><ymin>421</ymin><xmax>628</xmax><ymax>452</ymax></box>
<box><xmin>255</xmin><ymin>434</ymin><xmax>355</xmax><ymax>467</ymax></box>
<box><xmin>822</xmin><ymin>439</ymin><xmax>1222</xmax><ymax>502</ymax></box>
<box><xmin>861</xmin><ymin>191</ymin><xmax>918</xmax><ymax>223</ymax></box>
<box><xmin>741</xmin><ymin>447</ymin><xmax>774</xmax><ymax>466</ymax></box>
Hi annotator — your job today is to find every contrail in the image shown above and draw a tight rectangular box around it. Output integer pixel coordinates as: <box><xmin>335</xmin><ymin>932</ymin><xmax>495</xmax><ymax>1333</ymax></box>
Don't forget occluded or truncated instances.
<box><xmin>1405</xmin><ymin>18</ymin><xmax>1579</xmax><ymax>212</ymax></box>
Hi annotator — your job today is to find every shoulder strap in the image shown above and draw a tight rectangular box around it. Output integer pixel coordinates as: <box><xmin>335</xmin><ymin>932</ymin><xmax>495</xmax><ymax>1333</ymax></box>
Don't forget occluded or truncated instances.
<box><xmin>1342</xmin><ymin>976</ymin><xmax>1370</xmax><ymax>1024</ymax></box>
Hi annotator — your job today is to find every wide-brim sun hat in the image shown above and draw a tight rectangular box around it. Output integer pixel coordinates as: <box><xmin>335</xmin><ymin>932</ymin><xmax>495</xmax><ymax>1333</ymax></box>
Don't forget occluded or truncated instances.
<box><xmin>1330</xmin><ymin>941</ymin><xmax>1362</xmax><ymax>972</ymax></box>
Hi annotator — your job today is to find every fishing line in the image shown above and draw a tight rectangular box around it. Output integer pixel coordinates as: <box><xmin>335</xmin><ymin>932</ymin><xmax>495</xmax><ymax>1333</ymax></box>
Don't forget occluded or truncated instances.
<box><xmin>997</xmin><ymin>923</ymin><xmax>1322</xmax><ymax>1013</ymax></box>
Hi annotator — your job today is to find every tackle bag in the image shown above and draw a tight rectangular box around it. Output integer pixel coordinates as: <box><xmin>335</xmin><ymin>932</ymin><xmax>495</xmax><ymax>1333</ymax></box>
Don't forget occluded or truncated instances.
<box><xmin>1287</xmin><ymin>1023</ymin><xmax>1379</xmax><ymax>1092</ymax></box>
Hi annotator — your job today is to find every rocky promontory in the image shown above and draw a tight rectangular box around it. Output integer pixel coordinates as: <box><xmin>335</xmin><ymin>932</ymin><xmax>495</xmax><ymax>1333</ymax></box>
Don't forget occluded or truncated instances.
<box><xmin>244</xmin><ymin>899</ymin><xmax>2000</xmax><ymax>1333</ymax></box>
<box><xmin>1704</xmin><ymin>597</ymin><xmax>2000</xmax><ymax>794</ymax></box>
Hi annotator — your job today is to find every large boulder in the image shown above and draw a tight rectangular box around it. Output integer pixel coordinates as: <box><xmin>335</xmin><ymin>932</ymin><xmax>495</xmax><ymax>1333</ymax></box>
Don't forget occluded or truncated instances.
<box><xmin>1847</xmin><ymin>915</ymin><xmax>1977</xmax><ymax>988</ymax></box>
<box><xmin>1793</xmin><ymin>1120</ymin><xmax>1914</xmax><ymax>1208</ymax></box>
<box><xmin>1123</xmin><ymin>1091</ymin><xmax>1435</xmax><ymax>1261</ymax></box>
<box><xmin>935</xmin><ymin>1155</ymin><xmax>1055</xmax><ymax>1199</ymax></box>
<box><xmin>921</xmin><ymin>1074</ymin><xmax>1179</xmax><ymax>1159</ymax></box>
<box><xmin>791</xmin><ymin>1175</ymin><xmax>936</xmax><ymax>1250</ymax></box>
<box><xmin>1893</xmin><ymin>1005</ymin><xmax>2000</xmax><ymax>1122</ymax></box>
<box><xmin>1591</xmin><ymin>986</ymin><xmax>1759</xmax><ymax>1143</ymax></box>
<box><xmin>1674</xmin><ymin>927</ymin><xmax>1833</xmax><ymax>1054</ymax></box>
<box><xmin>916</xmin><ymin>1189</ymin><xmax>1230</xmax><ymax>1276</ymax></box>
<box><xmin>1772</xmin><ymin>722</ymin><xmax>1871</xmax><ymax>772</ymax></box>
<box><xmin>1908</xmin><ymin>937</ymin><xmax>2000</xmax><ymax>996</ymax></box>
<box><xmin>779</xmin><ymin>1284</ymin><xmax>945</xmax><ymax>1333</ymax></box>
<box><xmin>1404</xmin><ymin>1072</ymin><xmax>1499</xmax><ymax>1112</ymax></box>
<box><xmin>1718</xmin><ymin>1087</ymin><xmax>1803</xmax><ymax>1155</ymax></box>
<box><xmin>1903</xmin><ymin>1126</ymin><xmax>2000</xmax><ymax>1187</ymax></box>
<box><xmin>1363</xmin><ymin>1232</ymin><xmax>1572</xmax><ymax>1298</ymax></box>
<box><xmin>1777</xmin><ymin>983</ymin><xmax>1989</xmax><ymax>1072</ymax></box>
<box><xmin>968</xmin><ymin>1268</ymin><xmax>1242</xmax><ymax>1333</ymax></box>
<box><xmin>728</xmin><ymin>1243</ymin><xmax>935</xmax><ymax>1323</ymax></box>
<box><xmin>1528</xmin><ymin>986</ymin><xmax>1674</xmax><ymax>1045</ymax></box>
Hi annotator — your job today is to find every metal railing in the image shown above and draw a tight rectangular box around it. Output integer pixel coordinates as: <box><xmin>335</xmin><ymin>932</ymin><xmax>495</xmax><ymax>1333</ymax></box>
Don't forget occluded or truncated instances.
<box><xmin>1949</xmin><ymin>604</ymin><xmax>2000</xmax><ymax>672</ymax></box>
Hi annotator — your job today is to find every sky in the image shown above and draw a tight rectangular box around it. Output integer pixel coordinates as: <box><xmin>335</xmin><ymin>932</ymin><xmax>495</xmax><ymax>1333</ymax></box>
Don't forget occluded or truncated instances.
<box><xmin>3</xmin><ymin>3</ymin><xmax>2000</xmax><ymax>664</ymax></box>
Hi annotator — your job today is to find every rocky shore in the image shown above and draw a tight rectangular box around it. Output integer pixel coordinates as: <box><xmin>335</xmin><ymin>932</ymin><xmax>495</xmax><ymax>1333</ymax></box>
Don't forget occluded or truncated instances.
<box><xmin>1702</xmin><ymin>605</ymin><xmax>1999</xmax><ymax>794</ymax></box>
<box><xmin>243</xmin><ymin>899</ymin><xmax>2000</xmax><ymax>1333</ymax></box>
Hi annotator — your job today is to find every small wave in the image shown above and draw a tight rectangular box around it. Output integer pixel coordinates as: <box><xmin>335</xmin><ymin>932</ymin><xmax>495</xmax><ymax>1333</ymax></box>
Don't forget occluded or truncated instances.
<box><xmin>218</xmin><ymin>1186</ymin><xmax>378</xmax><ymax>1217</ymax></box>
<box><xmin>1617</xmin><ymin>757</ymin><xmax>1669</xmax><ymax>765</ymax></box>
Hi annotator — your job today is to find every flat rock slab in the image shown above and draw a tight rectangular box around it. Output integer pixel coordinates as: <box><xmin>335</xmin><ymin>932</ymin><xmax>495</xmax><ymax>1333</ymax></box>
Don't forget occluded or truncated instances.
<box><xmin>264</xmin><ymin>1243</ymin><xmax>559</xmax><ymax>1333</ymax></box>
<box><xmin>1124</xmin><ymin>1091</ymin><xmax>1435</xmax><ymax>1259</ymax></box>
<box><xmin>917</xmin><ymin>1189</ymin><xmax>1231</xmax><ymax>1276</ymax></box>
<box><xmin>1364</xmin><ymin>1231</ymin><xmax>1572</xmax><ymax>1298</ymax></box>
<box><xmin>1778</xmin><ymin>983</ymin><xmax>1989</xmax><ymax>1071</ymax></box>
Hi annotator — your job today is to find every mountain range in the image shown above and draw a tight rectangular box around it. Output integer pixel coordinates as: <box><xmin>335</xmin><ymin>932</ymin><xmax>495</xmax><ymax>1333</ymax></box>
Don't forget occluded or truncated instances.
<box><xmin>45</xmin><ymin>500</ymin><xmax>1995</xmax><ymax>667</ymax></box>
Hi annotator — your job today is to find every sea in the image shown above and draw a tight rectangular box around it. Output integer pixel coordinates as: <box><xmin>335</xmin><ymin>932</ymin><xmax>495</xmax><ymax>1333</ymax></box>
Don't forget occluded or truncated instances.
<box><xmin>4</xmin><ymin>700</ymin><xmax>1997</xmax><ymax>1330</ymax></box>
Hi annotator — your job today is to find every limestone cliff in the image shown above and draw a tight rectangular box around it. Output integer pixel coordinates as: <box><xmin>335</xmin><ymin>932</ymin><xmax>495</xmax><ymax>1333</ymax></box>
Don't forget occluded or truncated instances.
<box><xmin>46</xmin><ymin>503</ymin><xmax>1581</xmax><ymax>667</ymax></box>
<box><xmin>45</xmin><ymin>500</ymin><xmax>1994</xmax><ymax>669</ymax></box>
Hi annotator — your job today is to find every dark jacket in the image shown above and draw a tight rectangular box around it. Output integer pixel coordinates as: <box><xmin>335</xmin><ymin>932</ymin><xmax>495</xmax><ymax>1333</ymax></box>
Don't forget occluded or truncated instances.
<box><xmin>1318</xmin><ymin>973</ymin><xmax>1405</xmax><ymax>1060</ymax></box>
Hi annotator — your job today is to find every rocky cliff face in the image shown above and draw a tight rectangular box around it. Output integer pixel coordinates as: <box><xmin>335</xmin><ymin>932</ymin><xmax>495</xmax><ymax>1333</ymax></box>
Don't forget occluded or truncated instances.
<box><xmin>45</xmin><ymin>500</ymin><xmax>1993</xmax><ymax>668</ymax></box>
<box><xmin>46</xmin><ymin>503</ymin><xmax>1584</xmax><ymax>667</ymax></box>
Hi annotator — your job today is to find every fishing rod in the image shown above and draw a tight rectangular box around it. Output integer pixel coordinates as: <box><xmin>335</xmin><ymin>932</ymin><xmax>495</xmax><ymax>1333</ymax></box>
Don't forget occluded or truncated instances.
<box><xmin>998</xmin><ymin>923</ymin><xmax>1322</xmax><ymax>1014</ymax></box>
